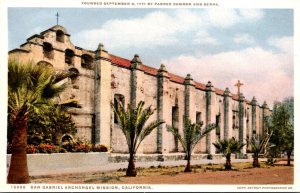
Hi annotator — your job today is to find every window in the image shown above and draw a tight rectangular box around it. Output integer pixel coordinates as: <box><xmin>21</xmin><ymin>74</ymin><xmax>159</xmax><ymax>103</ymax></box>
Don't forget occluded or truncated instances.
<box><xmin>69</xmin><ymin>68</ymin><xmax>79</xmax><ymax>87</ymax></box>
<box><xmin>65</xmin><ymin>49</ymin><xmax>75</xmax><ymax>65</ymax></box>
<box><xmin>43</xmin><ymin>42</ymin><xmax>54</xmax><ymax>59</ymax></box>
<box><xmin>232</xmin><ymin>111</ymin><xmax>239</xmax><ymax>129</ymax></box>
<box><xmin>232</xmin><ymin>115</ymin><xmax>236</xmax><ymax>129</ymax></box>
<box><xmin>216</xmin><ymin>114</ymin><xmax>221</xmax><ymax>139</ymax></box>
<box><xmin>81</xmin><ymin>54</ymin><xmax>93</xmax><ymax>69</ymax></box>
<box><xmin>172</xmin><ymin>106</ymin><xmax>179</xmax><ymax>127</ymax></box>
<box><xmin>114</xmin><ymin>94</ymin><xmax>125</xmax><ymax>124</ymax></box>
<box><xmin>61</xmin><ymin>134</ymin><xmax>73</xmax><ymax>143</ymax></box>
<box><xmin>56</xmin><ymin>30</ymin><xmax>65</xmax><ymax>43</ymax></box>
<box><xmin>172</xmin><ymin>106</ymin><xmax>179</xmax><ymax>152</ymax></box>
<box><xmin>196</xmin><ymin>112</ymin><xmax>202</xmax><ymax>125</ymax></box>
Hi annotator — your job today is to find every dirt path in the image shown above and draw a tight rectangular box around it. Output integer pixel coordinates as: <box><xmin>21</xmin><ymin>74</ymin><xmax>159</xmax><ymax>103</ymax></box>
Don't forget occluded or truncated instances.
<box><xmin>113</xmin><ymin>166</ymin><xmax>293</xmax><ymax>184</ymax></box>
<box><xmin>31</xmin><ymin>164</ymin><xmax>293</xmax><ymax>184</ymax></box>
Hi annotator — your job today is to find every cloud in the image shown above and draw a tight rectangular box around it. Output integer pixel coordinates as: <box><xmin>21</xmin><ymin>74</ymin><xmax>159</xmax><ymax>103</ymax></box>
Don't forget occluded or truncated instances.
<box><xmin>163</xmin><ymin>36</ymin><xmax>293</xmax><ymax>106</ymax></box>
<box><xmin>73</xmin><ymin>10</ymin><xmax>202</xmax><ymax>50</ymax></box>
<box><xmin>73</xmin><ymin>9</ymin><xmax>265</xmax><ymax>50</ymax></box>
<box><xmin>268</xmin><ymin>36</ymin><xmax>293</xmax><ymax>53</ymax></box>
<box><xmin>204</xmin><ymin>9</ymin><xmax>240</xmax><ymax>28</ymax></box>
<box><xmin>200</xmin><ymin>9</ymin><xmax>264</xmax><ymax>29</ymax></box>
<box><xmin>73</xmin><ymin>11</ymin><xmax>180</xmax><ymax>50</ymax></box>
<box><xmin>194</xmin><ymin>31</ymin><xmax>219</xmax><ymax>46</ymax></box>
<box><xmin>233</xmin><ymin>33</ymin><xmax>255</xmax><ymax>45</ymax></box>
<box><xmin>238</xmin><ymin>9</ymin><xmax>265</xmax><ymax>21</ymax></box>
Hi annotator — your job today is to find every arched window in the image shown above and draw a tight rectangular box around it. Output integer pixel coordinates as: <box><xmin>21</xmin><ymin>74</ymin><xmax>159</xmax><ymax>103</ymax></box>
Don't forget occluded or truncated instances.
<box><xmin>232</xmin><ymin>111</ymin><xmax>240</xmax><ymax>130</ymax></box>
<box><xmin>232</xmin><ymin>115</ymin><xmax>236</xmax><ymax>129</ymax></box>
<box><xmin>65</xmin><ymin>49</ymin><xmax>75</xmax><ymax>65</ymax></box>
<box><xmin>114</xmin><ymin>94</ymin><xmax>125</xmax><ymax>124</ymax></box>
<box><xmin>172</xmin><ymin>106</ymin><xmax>179</xmax><ymax>152</ymax></box>
<box><xmin>216</xmin><ymin>114</ymin><xmax>221</xmax><ymax>139</ymax></box>
<box><xmin>36</xmin><ymin>61</ymin><xmax>53</xmax><ymax>68</ymax></box>
<box><xmin>61</xmin><ymin>134</ymin><xmax>73</xmax><ymax>143</ymax></box>
<box><xmin>43</xmin><ymin>42</ymin><xmax>54</xmax><ymax>59</ymax></box>
<box><xmin>69</xmin><ymin>68</ymin><xmax>80</xmax><ymax>87</ymax></box>
<box><xmin>81</xmin><ymin>54</ymin><xmax>93</xmax><ymax>70</ymax></box>
<box><xmin>56</xmin><ymin>30</ymin><xmax>65</xmax><ymax>43</ymax></box>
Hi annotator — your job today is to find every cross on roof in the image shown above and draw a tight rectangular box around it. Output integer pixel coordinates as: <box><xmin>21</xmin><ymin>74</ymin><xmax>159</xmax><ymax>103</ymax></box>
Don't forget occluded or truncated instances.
<box><xmin>234</xmin><ymin>80</ymin><xmax>244</xmax><ymax>95</ymax></box>
<box><xmin>56</xmin><ymin>12</ymin><xmax>59</xmax><ymax>25</ymax></box>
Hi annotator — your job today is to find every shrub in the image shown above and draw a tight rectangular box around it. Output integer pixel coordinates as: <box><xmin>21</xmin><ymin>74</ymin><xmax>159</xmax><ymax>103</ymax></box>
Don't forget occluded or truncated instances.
<box><xmin>36</xmin><ymin>143</ymin><xmax>59</xmax><ymax>153</ymax></box>
<box><xmin>26</xmin><ymin>144</ymin><xmax>37</xmax><ymax>154</ymax></box>
<box><xmin>93</xmin><ymin>144</ymin><xmax>108</xmax><ymax>152</ymax></box>
<box><xmin>59</xmin><ymin>147</ymin><xmax>68</xmax><ymax>153</ymax></box>
<box><xmin>61</xmin><ymin>141</ymin><xmax>75</xmax><ymax>152</ymax></box>
<box><xmin>75</xmin><ymin>143</ymin><xmax>92</xmax><ymax>153</ymax></box>
<box><xmin>7</xmin><ymin>141</ymin><xmax>109</xmax><ymax>154</ymax></box>
<box><xmin>61</xmin><ymin>140</ymin><xmax>96</xmax><ymax>153</ymax></box>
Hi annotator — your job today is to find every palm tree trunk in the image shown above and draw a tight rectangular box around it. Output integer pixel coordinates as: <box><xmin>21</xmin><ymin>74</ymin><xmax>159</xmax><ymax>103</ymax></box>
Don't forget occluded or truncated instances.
<box><xmin>126</xmin><ymin>152</ymin><xmax>137</xmax><ymax>177</ymax></box>
<box><xmin>184</xmin><ymin>154</ymin><xmax>192</xmax><ymax>172</ymax></box>
<box><xmin>287</xmin><ymin>150</ymin><xmax>292</xmax><ymax>166</ymax></box>
<box><xmin>253</xmin><ymin>155</ymin><xmax>260</xmax><ymax>167</ymax></box>
<box><xmin>225</xmin><ymin>153</ymin><xmax>232</xmax><ymax>170</ymax></box>
<box><xmin>7</xmin><ymin>116</ymin><xmax>30</xmax><ymax>184</ymax></box>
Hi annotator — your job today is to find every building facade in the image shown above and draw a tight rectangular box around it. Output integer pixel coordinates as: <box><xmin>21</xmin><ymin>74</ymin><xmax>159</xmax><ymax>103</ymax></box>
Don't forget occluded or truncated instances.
<box><xmin>9</xmin><ymin>25</ymin><xmax>272</xmax><ymax>155</ymax></box>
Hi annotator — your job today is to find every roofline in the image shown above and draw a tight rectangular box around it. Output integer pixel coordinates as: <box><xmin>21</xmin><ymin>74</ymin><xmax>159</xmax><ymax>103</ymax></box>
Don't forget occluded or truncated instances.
<box><xmin>9</xmin><ymin>24</ymin><xmax>268</xmax><ymax>107</ymax></box>
<box><xmin>8</xmin><ymin>48</ymin><xmax>30</xmax><ymax>54</ymax></box>
<box><xmin>109</xmin><ymin>53</ymin><xmax>264</xmax><ymax>104</ymax></box>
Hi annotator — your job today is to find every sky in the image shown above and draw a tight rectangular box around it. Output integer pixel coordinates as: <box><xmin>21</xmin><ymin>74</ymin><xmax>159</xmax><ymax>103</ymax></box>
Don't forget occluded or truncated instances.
<box><xmin>8</xmin><ymin>8</ymin><xmax>293</xmax><ymax>107</ymax></box>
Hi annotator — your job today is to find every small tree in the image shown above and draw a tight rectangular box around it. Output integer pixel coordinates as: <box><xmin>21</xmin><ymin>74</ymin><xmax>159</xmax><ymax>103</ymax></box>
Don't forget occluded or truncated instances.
<box><xmin>7</xmin><ymin>60</ymin><xmax>70</xmax><ymax>183</ymax></box>
<box><xmin>247</xmin><ymin>132</ymin><xmax>272</xmax><ymax>167</ymax></box>
<box><xmin>112</xmin><ymin>101</ymin><xmax>164</xmax><ymax>177</ymax></box>
<box><xmin>167</xmin><ymin>119</ymin><xmax>215</xmax><ymax>172</ymax></box>
<box><xmin>269</xmin><ymin>98</ymin><xmax>294</xmax><ymax>166</ymax></box>
<box><xmin>213</xmin><ymin>137</ymin><xmax>245</xmax><ymax>170</ymax></box>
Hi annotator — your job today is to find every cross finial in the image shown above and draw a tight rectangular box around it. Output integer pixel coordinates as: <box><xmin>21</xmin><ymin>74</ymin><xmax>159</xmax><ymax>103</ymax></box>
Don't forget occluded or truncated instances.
<box><xmin>56</xmin><ymin>12</ymin><xmax>59</xmax><ymax>25</ymax></box>
<box><xmin>234</xmin><ymin>80</ymin><xmax>244</xmax><ymax>95</ymax></box>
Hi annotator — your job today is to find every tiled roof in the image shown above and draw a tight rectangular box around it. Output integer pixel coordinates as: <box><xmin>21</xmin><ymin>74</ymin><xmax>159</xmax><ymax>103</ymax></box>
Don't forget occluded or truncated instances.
<box><xmin>169</xmin><ymin>73</ymin><xmax>185</xmax><ymax>84</ymax></box>
<box><xmin>215</xmin><ymin>88</ymin><xmax>224</xmax><ymax>95</ymax></box>
<box><xmin>232</xmin><ymin>94</ymin><xmax>239</xmax><ymax>100</ymax></box>
<box><xmin>110</xmin><ymin>54</ymin><xmax>131</xmax><ymax>68</ymax></box>
<box><xmin>195</xmin><ymin>82</ymin><xmax>206</xmax><ymax>90</ymax></box>
<box><xmin>108</xmin><ymin>53</ymin><xmax>246</xmax><ymax>100</ymax></box>
<box><xmin>141</xmin><ymin>65</ymin><xmax>157</xmax><ymax>76</ymax></box>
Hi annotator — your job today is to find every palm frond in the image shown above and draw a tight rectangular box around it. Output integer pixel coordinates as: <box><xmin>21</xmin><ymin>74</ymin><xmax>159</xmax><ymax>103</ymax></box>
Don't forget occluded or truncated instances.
<box><xmin>59</xmin><ymin>99</ymin><xmax>81</xmax><ymax>109</ymax></box>
<box><xmin>167</xmin><ymin>125</ymin><xmax>187</xmax><ymax>151</ymax></box>
<box><xmin>112</xmin><ymin>100</ymin><xmax>164</xmax><ymax>154</ymax></box>
<box><xmin>247</xmin><ymin>132</ymin><xmax>272</xmax><ymax>155</ymax></box>
<box><xmin>167</xmin><ymin>118</ymin><xmax>215</xmax><ymax>157</ymax></box>
<box><xmin>213</xmin><ymin>137</ymin><xmax>245</xmax><ymax>155</ymax></box>
<box><xmin>135</xmin><ymin>120</ymin><xmax>164</xmax><ymax>153</ymax></box>
<box><xmin>8</xmin><ymin>60</ymin><xmax>69</xmax><ymax>123</ymax></box>
<box><xmin>54</xmin><ymin>71</ymin><xmax>72</xmax><ymax>83</ymax></box>
<box><xmin>135</xmin><ymin>104</ymin><xmax>153</xmax><ymax>140</ymax></box>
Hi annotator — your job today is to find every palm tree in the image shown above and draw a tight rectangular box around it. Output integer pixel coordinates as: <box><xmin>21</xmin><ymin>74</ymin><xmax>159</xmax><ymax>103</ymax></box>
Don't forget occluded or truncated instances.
<box><xmin>167</xmin><ymin>119</ymin><xmax>215</xmax><ymax>172</ymax></box>
<box><xmin>112</xmin><ymin>101</ymin><xmax>164</xmax><ymax>177</ymax></box>
<box><xmin>7</xmin><ymin>60</ymin><xmax>69</xmax><ymax>183</ymax></box>
<box><xmin>213</xmin><ymin>137</ymin><xmax>245</xmax><ymax>170</ymax></box>
<box><xmin>247</xmin><ymin>132</ymin><xmax>272</xmax><ymax>167</ymax></box>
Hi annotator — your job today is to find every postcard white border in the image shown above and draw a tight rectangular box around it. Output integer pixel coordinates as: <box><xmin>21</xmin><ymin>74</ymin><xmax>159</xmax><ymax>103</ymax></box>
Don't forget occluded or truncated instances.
<box><xmin>1</xmin><ymin>0</ymin><xmax>299</xmax><ymax>192</ymax></box>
